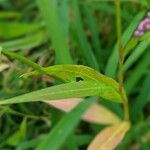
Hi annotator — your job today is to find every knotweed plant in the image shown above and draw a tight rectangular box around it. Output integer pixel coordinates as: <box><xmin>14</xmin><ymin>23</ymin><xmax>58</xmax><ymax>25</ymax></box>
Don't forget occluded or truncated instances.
<box><xmin>134</xmin><ymin>11</ymin><xmax>150</xmax><ymax>36</ymax></box>
<box><xmin>0</xmin><ymin>0</ymin><xmax>149</xmax><ymax>150</ymax></box>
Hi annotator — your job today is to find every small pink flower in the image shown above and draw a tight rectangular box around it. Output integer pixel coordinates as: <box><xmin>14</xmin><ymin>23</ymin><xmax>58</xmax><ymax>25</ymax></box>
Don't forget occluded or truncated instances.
<box><xmin>137</xmin><ymin>21</ymin><xmax>145</xmax><ymax>31</ymax></box>
<box><xmin>145</xmin><ymin>24</ymin><xmax>150</xmax><ymax>30</ymax></box>
<box><xmin>134</xmin><ymin>11</ymin><xmax>150</xmax><ymax>37</ymax></box>
<box><xmin>143</xmin><ymin>18</ymin><xmax>150</xmax><ymax>24</ymax></box>
<box><xmin>134</xmin><ymin>30</ymin><xmax>144</xmax><ymax>36</ymax></box>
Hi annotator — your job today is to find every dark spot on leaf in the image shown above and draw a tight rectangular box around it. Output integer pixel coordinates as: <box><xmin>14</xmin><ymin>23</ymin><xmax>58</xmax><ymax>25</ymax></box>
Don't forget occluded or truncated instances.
<box><xmin>76</xmin><ymin>77</ymin><xmax>84</xmax><ymax>82</ymax></box>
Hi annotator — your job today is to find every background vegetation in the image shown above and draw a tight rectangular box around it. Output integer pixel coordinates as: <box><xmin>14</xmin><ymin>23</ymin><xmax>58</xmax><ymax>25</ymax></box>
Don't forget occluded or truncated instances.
<box><xmin>0</xmin><ymin>0</ymin><xmax>150</xmax><ymax>149</ymax></box>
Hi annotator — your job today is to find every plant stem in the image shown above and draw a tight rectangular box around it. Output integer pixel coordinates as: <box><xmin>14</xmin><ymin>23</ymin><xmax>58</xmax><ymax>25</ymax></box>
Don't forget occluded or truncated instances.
<box><xmin>115</xmin><ymin>0</ymin><xmax>129</xmax><ymax>121</ymax></box>
<box><xmin>2</xmin><ymin>49</ymin><xmax>49</xmax><ymax>76</ymax></box>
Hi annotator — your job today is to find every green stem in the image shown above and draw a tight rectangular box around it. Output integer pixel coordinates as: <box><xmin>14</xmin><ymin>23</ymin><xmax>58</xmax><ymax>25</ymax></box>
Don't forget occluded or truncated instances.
<box><xmin>0</xmin><ymin>106</ymin><xmax>50</xmax><ymax>124</ymax></box>
<box><xmin>1</xmin><ymin>49</ymin><xmax>49</xmax><ymax>76</ymax></box>
<box><xmin>115</xmin><ymin>0</ymin><xmax>129</xmax><ymax>121</ymax></box>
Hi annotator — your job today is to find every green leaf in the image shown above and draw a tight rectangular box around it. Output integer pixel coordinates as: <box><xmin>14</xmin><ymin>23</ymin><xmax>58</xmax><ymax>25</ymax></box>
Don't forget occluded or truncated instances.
<box><xmin>0</xmin><ymin>22</ymin><xmax>41</xmax><ymax>39</ymax></box>
<box><xmin>70</xmin><ymin>0</ymin><xmax>99</xmax><ymax>70</ymax></box>
<box><xmin>123</xmin><ymin>37</ymin><xmax>139</xmax><ymax>57</ymax></box>
<box><xmin>0</xmin><ymin>81</ymin><xmax>122</xmax><ymax>105</ymax></box>
<box><xmin>105</xmin><ymin>12</ymin><xmax>145</xmax><ymax>78</ymax></box>
<box><xmin>21</xmin><ymin>64</ymin><xmax>123</xmax><ymax>102</ymax></box>
<box><xmin>21</xmin><ymin>65</ymin><xmax>119</xmax><ymax>92</ymax></box>
<box><xmin>123</xmin><ymin>38</ymin><xmax>150</xmax><ymax>71</ymax></box>
<box><xmin>0</xmin><ymin>31</ymin><xmax>46</xmax><ymax>50</ymax></box>
<box><xmin>125</xmin><ymin>50</ymin><xmax>150</xmax><ymax>94</ymax></box>
<box><xmin>82</xmin><ymin>3</ymin><xmax>102</xmax><ymax>63</ymax></box>
<box><xmin>36</xmin><ymin>0</ymin><xmax>73</xmax><ymax>64</ymax></box>
<box><xmin>0</xmin><ymin>11</ymin><xmax>21</xmax><ymax>19</ymax></box>
<box><xmin>1</xmin><ymin>50</ymin><xmax>122</xmax><ymax>103</ymax></box>
<box><xmin>131</xmin><ymin>71</ymin><xmax>150</xmax><ymax>122</ymax></box>
<box><xmin>6</xmin><ymin>118</ymin><xmax>27</xmax><ymax>146</ymax></box>
<box><xmin>36</xmin><ymin>97</ymin><xmax>97</xmax><ymax>150</ymax></box>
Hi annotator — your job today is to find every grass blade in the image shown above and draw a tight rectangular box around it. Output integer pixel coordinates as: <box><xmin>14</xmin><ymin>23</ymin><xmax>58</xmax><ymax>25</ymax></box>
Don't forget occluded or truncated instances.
<box><xmin>130</xmin><ymin>72</ymin><xmax>150</xmax><ymax>122</ymax></box>
<box><xmin>0</xmin><ymin>22</ymin><xmax>41</xmax><ymax>39</ymax></box>
<box><xmin>0</xmin><ymin>31</ymin><xmax>46</xmax><ymax>50</ymax></box>
<box><xmin>125</xmin><ymin>51</ymin><xmax>150</xmax><ymax>94</ymax></box>
<box><xmin>71</xmin><ymin>0</ymin><xmax>99</xmax><ymax>70</ymax></box>
<box><xmin>36</xmin><ymin>97</ymin><xmax>97</xmax><ymax>150</ymax></box>
<box><xmin>36</xmin><ymin>0</ymin><xmax>73</xmax><ymax>64</ymax></box>
<box><xmin>123</xmin><ymin>39</ymin><xmax>150</xmax><ymax>71</ymax></box>
<box><xmin>105</xmin><ymin>12</ymin><xmax>145</xmax><ymax>78</ymax></box>
<box><xmin>82</xmin><ymin>4</ymin><xmax>102</xmax><ymax>63</ymax></box>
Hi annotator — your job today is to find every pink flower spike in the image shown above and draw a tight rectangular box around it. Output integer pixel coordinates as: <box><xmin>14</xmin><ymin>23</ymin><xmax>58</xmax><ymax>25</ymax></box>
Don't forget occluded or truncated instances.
<box><xmin>145</xmin><ymin>24</ymin><xmax>150</xmax><ymax>30</ymax></box>
<box><xmin>137</xmin><ymin>21</ymin><xmax>145</xmax><ymax>31</ymax></box>
<box><xmin>143</xmin><ymin>18</ymin><xmax>150</xmax><ymax>24</ymax></box>
<box><xmin>134</xmin><ymin>30</ymin><xmax>144</xmax><ymax>37</ymax></box>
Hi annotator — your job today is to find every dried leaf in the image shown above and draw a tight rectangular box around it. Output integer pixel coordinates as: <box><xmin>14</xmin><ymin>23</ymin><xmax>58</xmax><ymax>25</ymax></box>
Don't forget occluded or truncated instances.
<box><xmin>47</xmin><ymin>99</ymin><xmax>121</xmax><ymax>125</ymax></box>
<box><xmin>0</xmin><ymin>63</ymin><xmax>9</xmax><ymax>72</ymax></box>
<box><xmin>87</xmin><ymin>121</ymin><xmax>130</xmax><ymax>150</ymax></box>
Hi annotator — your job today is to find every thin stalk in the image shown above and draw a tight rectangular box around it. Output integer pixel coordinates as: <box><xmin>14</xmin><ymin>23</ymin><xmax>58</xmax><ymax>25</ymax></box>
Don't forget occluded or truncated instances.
<box><xmin>1</xmin><ymin>49</ymin><xmax>49</xmax><ymax>76</ymax></box>
<box><xmin>115</xmin><ymin>0</ymin><xmax>129</xmax><ymax>121</ymax></box>
<box><xmin>0</xmin><ymin>106</ymin><xmax>50</xmax><ymax>124</ymax></box>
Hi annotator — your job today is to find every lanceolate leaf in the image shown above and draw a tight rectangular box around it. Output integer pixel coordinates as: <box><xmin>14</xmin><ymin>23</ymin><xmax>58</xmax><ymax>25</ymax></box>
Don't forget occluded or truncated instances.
<box><xmin>47</xmin><ymin>98</ymin><xmax>121</xmax><ymax>125</ymax></box>
<box><xmin>87</xmin><ymin>121</ymin><xmax>130</xmax><ymax>150</ymax></box>
<box><xmin>0</xmin><ymin>81</ymin><xmax>122</xmax><ymax>105</ymax></box>
<box><xmin>2</xmin><ymin>50</ymin><xmax>123</xmax><ymax>103</ymax></box>
<box><xmin>21</xmin><ymin>65</ymin><xmax>120</xmax><ymax>93</ymax></box>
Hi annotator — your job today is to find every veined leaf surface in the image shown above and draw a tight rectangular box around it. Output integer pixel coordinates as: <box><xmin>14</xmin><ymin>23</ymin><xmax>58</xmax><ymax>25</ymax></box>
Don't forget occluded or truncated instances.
<box><xmin>2</xmin><ymin>50</ymin><xmax>123</xmax><ymax>103</ymax></box>
<box><xmin>0</xmin><ymin>81</ymin><xmax>122</xmax><ymax>105</ymax></box>
<box><xmin>21</xmin><ymin>65</ymin><xmax>120</xmax><ymax>93</ymax></box>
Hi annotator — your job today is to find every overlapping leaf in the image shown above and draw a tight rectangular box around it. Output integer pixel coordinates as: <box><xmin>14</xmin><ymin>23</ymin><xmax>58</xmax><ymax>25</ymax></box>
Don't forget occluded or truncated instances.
<box><xmin>21</xmin><ymin>65</ymin><xmax>123</xmax><ymax>102</ymax></box>
<box><xmin>47</xmin><ymin>98</ymin><xmax>121</xmax><ymax>125</ymax></box>
<box><xmin>0</xmin><ymin>80</ymin><xmax>122</xmax><ymax>105</ymax></box>
<box><xmin>87</xmin><ymin>121</ymin><xmax>130</xmax><ymax>150</ymax></box>
<box><xmin>1</xmin><ymin>50</ymin><xmax>123</xmax><ymax>104</ymax></box>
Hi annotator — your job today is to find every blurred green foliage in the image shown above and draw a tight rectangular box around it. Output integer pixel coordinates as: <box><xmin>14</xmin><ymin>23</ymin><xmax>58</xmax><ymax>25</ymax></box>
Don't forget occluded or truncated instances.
<box><xmin>0</xmin><ymin>0</ymin><xmax>150</xmax><ymax>149</ymax></box>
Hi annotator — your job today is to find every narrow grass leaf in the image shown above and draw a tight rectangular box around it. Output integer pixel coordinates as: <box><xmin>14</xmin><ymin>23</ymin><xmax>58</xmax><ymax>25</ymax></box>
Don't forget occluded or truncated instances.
<box><xmin>87</xmin><ymin>121</ymin><xmax>130</xmax><ymax>150</ymax></box>
<box><xmin>71</xmin><ymin>0</ymin><xmax>99</xmax><ymax>70</ymax></box>
<box><xmin>0</xmin><ymin>31</ymin><xmax>46</xmax><ymax>50</ymax></box>
<box><xmin>123</xmin><ymin>37</ymin><xmax>139</xmax><ymax>57</ymax></box>
<box><xmin>0</xmin><ymin>22</ymin><xmax>41</xmax><ymax>39</ymax></box>
<box><xmin>82</xmin><ymin>4</ymin><xmax>102</xmax><ymax>63</ymax></box>
<box><xmin>131</xmin><ymin>72</ymin><xmax>150</xmax><ymax>122</ymax></box>
<box><xmin>36</xmin><ymin>0</ymin><xmax>73</xmax><ymax>64</ymax></box>
<box><xmin>123</xmin><ymin>38</ymin><xmax>150</xmax><ymax>71</ymax></box>
<box><xmin>6</xmin><ymin>118</ymin><xmax>27</xmax><ymax>146</ymax></box>
<box><xmin>125</xmin><ymin>51</ymin><xmax>150</xmax><ymax>94</ymax></box>
<box><xmin>105</xmin><ymin>12</ymin><xmax>145</xmax><ymax>78</ymax></box>
<box><xmin>36</xmin><ymin>97</ymin><xmax>97</xmax><ymax>150</ymax></box>
<box><xmin>0</xmin><ymin>11</ymin><xmax>21</xmax><ymax>19</ymax></box>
